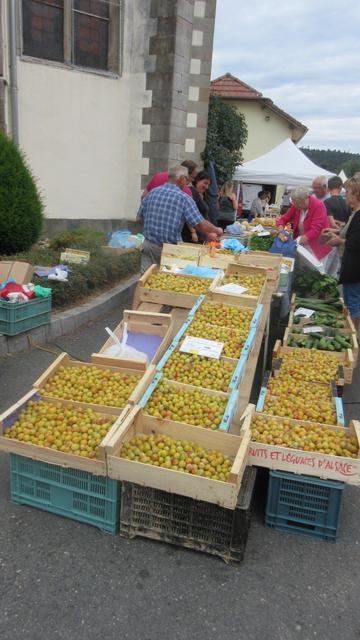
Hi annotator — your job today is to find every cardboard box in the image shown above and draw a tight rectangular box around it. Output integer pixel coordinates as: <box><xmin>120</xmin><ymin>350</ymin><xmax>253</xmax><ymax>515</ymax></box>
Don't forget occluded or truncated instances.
<box><xmin>0</xmin><ymin>261</ymin><xmax>34</xmax><ymax>284</ymax></box>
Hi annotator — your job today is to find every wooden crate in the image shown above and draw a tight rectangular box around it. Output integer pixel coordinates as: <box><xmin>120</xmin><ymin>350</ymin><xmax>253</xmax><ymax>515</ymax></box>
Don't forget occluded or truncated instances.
<box><xmin>240</xmin><ymin>405</ymin><xmax>360</xmax><ymax>486</ymax></box>
<box><xmin>160</xmin><ymin>242</ymin><xmax>202</xmax><ymax>268</ymax></box>
<box><xmin>235</xmin><ymin>251</ymin><xmax>282</xmax><ymax>278</ymax></box>
<box><xmin>138</xmin><ymin>375</ymin><xmax>238</xmax><ymax>433</ymax></box>
<box><xmin>91</xmin><ymin>310</ymin><xmax>173</xmax><ymax>367</ymax></box>
<box><xmin>0</xmin><ymin>390</ymin><xmax>126</xmax><ymax>476</ymax></box>
<box><xmin>257</xmin><ymin>393</ymin><xmax>344</xmax><ymax>429</ymax></box>
<box><xmin>105</xmin><ymin>405</ymin><xmax>251</xmax><ymax>509</ymax></box>
<box><xmin>220</xmin><ymin>263</ymin><xmax>268</xmax><ymax>304</ymax></box>
<box><xmin>283</xmin><ymin>327</ymin><xmax>358</xmax><ymax>367</ymax></box>
<box><xmin>132</xmin><ymin>264</ymin><xmax>220</xmax><ymax>310</ymax></box>
<box><xmin>158</xmin><ymin>346</ymin><xmax>241</xmax><ymax>394</ymax></box>
<box><xmin>199</xmin><ymin>249</ymin><xmax>240</xmax><ymax>271</ymax></box>
<box><xmin>33</xmin><ymin>352</ymin><xmax>156</xmax><ymax>413</ymax></box>
<box><xmin>289</xmin><ymin>297</ymin><xmax>358</xmax><ymax>361</ymax></box>
<box><xmin>273</xmin><ymin>338</ymin><xmax>354</xmax><ymax>384</ymax></box>
<box><xmin>207</xmin><ymin>263</ymin><xmax>277</xmax><ymax>309</ymax></box>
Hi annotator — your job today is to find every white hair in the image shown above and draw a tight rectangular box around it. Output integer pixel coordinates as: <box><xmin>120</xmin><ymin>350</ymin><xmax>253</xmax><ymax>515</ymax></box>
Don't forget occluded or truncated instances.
<box><xmin>168</xmin><ymin>165</ymin><xmax>188</xmax><ymax>180</ymax></box>
<box><xmin>291</xmin><ymin>186</ymin><xmax>309</xmax><ymax>203</ymax></box>
<box><xmin>312</xmin><ymin>175</ymin><xmax>327</xmax><ymax>187</ymax></box>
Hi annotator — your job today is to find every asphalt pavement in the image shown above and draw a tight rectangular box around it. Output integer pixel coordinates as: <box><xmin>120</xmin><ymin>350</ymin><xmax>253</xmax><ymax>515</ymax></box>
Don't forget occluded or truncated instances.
<box><xmin>1</xmin><ymin>294</ymin><xmax>360</xmax><ymax>640</ymax></box>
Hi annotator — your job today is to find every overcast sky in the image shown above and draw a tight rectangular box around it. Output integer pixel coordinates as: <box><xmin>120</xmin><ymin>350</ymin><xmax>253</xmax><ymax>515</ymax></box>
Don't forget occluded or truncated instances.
<box><xmin>212</xmin><ymin>0</ymin><xmax>360</xmax><ymax>154</ymax></box>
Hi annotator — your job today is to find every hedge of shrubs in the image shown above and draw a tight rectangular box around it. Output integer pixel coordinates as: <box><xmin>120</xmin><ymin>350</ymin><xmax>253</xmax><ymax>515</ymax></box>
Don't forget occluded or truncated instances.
<box><xmin>1</xmin><ymin>247</ymin><xmax>140</xmax><ymax>310</ymax></box>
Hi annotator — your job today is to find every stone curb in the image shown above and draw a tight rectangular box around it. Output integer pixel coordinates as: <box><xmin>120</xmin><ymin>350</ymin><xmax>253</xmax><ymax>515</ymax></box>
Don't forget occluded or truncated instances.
<box><xmin>1</xmin><ymin>274</ymin><xmax>139</xmax><ymax>356</ymax></box>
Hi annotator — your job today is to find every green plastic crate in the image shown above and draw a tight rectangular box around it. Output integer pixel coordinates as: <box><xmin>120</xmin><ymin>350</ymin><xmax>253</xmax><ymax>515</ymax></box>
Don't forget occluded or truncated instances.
<box><xmin>0</xmin><ymin>296</ymin><xmax>52</xmax><ymax>336</ymax></box>
<box><xmin>10</xmin><ymin>454</ymin><xmax>120</xmax><ymax>534</ymax></box>
<box><xmin>266</xmin><ymin>470</ymin><xmax>344</xmax><ymax>541</ymax></box>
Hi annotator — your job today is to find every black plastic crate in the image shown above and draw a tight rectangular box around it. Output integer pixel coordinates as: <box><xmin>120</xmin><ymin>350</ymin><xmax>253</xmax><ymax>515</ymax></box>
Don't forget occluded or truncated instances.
<box><xmin>266</xmin><ymin>470</ymin><xmax>344</xmax><ymax>541</ymax></box>
<box><xmin>119</xmin><ymin>467</ymin><xmax>256</xmax><ymax>563</ymax></box>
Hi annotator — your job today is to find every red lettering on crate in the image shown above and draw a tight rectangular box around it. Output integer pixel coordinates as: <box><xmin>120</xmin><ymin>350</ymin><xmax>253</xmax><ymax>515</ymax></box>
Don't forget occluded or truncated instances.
<box><xmin>249</xmin><ymin>446</ymin><xmax>268</xmax><ymax>459</ymax></box>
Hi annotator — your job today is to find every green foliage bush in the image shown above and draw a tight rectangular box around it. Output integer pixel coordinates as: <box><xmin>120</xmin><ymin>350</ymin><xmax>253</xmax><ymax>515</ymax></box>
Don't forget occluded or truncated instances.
<box><xmin>202</xmin><ymin>95</ymin><xmax>248</xmax><ymax>184</ymax></box>
<box><xmin>49</xmin><ymin>228</ymin><xmax>107</xmax><ymax>251</ymax></box>
<box><xmin>33</xmin><ymin>249</ymin><xmax>140</xmax><ymax>309</ymax></box>
<box><xmin>0</xmin><ymin>132</ymin><xmax>44</xmax><ymax>254</ymax></box>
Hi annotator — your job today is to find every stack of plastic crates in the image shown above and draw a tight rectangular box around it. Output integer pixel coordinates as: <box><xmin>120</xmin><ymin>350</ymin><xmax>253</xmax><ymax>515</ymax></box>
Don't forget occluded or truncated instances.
<box><xmin>119</xmin><ymin>466</ymin><xmax>257</xmax><ymax>562</ymax></box>
<box><xmin>10</xmin><ymin>454</ymin><xmax>120</xmax><ymax>534</ymax></box>
<box><xmin>265</xmin><ymin>470</ymin><xmax>344</xmax><ymax>541</ymax></box>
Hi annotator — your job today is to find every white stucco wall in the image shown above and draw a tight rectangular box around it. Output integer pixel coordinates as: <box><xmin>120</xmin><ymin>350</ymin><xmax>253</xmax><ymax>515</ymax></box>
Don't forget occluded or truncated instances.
<box><xmin>12</xmin><ymin>3</ymin><xmax>152</xmax><ymax>221</ymax></box>
<box><xmin>230</xmin><ymin>100</ymin><xmax>299</xmax><ymax>162</ymax></box>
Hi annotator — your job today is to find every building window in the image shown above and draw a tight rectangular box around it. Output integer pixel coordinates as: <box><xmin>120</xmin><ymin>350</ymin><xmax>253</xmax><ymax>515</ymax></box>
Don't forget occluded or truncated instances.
<box><xmin>22</xmin><ymin>0</ymin><xmax>64</xmax><ymax>63</ymax></box>
<box><xmin>21</xmin><ymin>0</ymin><xmax>121</xmax><ymax>73</ymax></box>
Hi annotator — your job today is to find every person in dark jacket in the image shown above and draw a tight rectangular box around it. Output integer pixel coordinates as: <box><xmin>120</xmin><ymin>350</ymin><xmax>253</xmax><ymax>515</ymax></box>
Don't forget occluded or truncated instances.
<box><xmin>323</xmin><ymin>176</ymin><xmax>360</xmax><ymax>328</ymax></box>
<box><xmin>181</xmin><ymin>171</ymin><xmax>211</xmax><ymax>243</ymax></box>
<box><xmin>217</xmin><ymin>181</ymin><xmax>238</xmax><ymax>230</ymax></box>
<box><xmin>325</xmin><ymin>176</ymin><xmax>352</xmax><ymax>227</ymax></box>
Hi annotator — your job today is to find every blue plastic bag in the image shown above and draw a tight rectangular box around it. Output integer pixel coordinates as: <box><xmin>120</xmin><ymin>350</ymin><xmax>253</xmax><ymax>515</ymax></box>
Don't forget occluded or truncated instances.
<box><xmin>270</xmin><ymin>231</ymin><xmax>297</xmax><ymax>257</ymax></box>
<box><xmin>181</xmin><ymin>265</ymin><xmax>223</xmax><ymax>279</ymax></box>
<box><xmin>222</xmin><ymin>238</ymin><xmax>248</xmax><ymax>253</ymax></box>
<box><xmin>108</xmin><ymin>230</ymin><xmax>138</xmax><ymax>249</ymax></box>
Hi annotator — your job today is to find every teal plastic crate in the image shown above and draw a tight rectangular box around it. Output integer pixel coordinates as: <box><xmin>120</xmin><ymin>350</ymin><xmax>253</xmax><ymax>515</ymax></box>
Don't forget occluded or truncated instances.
<box><xmin>0</xmin><ymin>295</ymin><xmax>52</xmax><ymax>336</ymax></box>
<box><xmin>10</xmin><ymin>454</ymin><xmax>120</xmax><ymax>534</ymax></box>
<box><xmin>266</xmin><ymin>470</ymin><xmax>344</xmax><ymax>541</ymax></box>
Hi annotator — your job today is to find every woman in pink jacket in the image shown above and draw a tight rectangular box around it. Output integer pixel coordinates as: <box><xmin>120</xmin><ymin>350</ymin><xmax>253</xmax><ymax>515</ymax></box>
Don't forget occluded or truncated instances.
<box><xmin>276</xmin><ymin>186</ymin><xmax>332</xmax><ymax>260</ymax></box>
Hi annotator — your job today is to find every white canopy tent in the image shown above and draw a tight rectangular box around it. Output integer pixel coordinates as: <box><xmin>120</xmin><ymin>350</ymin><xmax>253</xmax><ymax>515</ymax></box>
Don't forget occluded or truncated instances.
<box><xmin>233</xmin><ymin>139</ymin><xmax>334</xmax><ymax>187</ymax></box>
<box><xmin>338</xmin><ymin>169</ymin><xmax>347</xmax><ymax>182</ymax></box>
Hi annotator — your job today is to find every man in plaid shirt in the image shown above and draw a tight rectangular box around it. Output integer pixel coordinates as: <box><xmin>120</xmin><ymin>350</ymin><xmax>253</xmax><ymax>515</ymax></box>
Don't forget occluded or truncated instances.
<box><xmin>137</xmin><ymin>165</ymin><xmax>223</xmax><ymax>273</ymax></box>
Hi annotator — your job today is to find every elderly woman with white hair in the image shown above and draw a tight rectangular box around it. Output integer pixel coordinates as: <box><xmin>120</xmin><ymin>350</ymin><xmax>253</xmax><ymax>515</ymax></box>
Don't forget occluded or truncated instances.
<box><xmin>276</xmin><ymin>186</ymin><xmax>335</xmax><ymax>269</ymax></box>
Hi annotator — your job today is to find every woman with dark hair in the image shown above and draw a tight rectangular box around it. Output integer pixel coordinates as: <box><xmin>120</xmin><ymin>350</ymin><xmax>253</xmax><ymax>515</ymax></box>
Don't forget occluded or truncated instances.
<box><xmin>182</xmin><ymin>170</ymin><xmax>212</xmax><ymax>243</ymax></box>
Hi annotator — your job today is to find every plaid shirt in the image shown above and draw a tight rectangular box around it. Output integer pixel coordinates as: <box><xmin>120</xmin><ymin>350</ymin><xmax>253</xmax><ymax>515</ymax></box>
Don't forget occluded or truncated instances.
<box><xmin>137</xmin><ymin>183</ymin><xmax>203</xmax><ymax>245</ymax></box>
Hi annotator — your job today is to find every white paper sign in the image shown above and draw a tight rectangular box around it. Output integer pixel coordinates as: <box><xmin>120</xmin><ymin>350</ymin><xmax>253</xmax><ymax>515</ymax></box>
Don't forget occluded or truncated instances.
<box><xmin>215</xmin><ymin>283</ymin><xmax>249</xmax><ymax>294</ymax></box>
<box><xmin>257</xmin><ymin>231</ymin><xmax>271</xmax><ymax>237</ymax></box>
<box><xmin>252</xmin><ymin>224</ymin><xmax>265</xmax><ymax>233</ymax></box>
<box><xmin>294</xmin><ymin>307</ymin><xmax>315</xmax><ymax>318</ymax></box>
<box><xmin>303</xmin><ymin>326</ymin><xmax>324</xmax><ymax>334</ymax></box>
<box><xmin>179</xmin><ymin>335</ymin><xmax>224</xmax><ymax>359</ymax></box>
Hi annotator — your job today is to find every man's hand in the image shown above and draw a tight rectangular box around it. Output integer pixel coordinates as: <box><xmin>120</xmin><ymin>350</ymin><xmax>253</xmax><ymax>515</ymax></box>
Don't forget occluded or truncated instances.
<box><xmin>216</xmin><ymin>227</ymin><xmax>224</xmax><ymax>237</ymax></box>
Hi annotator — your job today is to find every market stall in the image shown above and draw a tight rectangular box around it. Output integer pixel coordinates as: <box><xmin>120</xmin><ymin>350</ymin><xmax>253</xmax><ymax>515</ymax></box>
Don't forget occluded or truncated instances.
<box><xmin>0</xmin><ymin>243</ymin><xmax>358</xmax><ymax>559</ymax></box>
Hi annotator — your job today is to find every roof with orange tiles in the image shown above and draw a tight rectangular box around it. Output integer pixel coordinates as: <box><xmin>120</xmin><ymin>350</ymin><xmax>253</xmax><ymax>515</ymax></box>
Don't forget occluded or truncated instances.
<box><xmin>210</xmin><ymin>73</ymin><xmax>308</xmax><ymax>134</ymax></box>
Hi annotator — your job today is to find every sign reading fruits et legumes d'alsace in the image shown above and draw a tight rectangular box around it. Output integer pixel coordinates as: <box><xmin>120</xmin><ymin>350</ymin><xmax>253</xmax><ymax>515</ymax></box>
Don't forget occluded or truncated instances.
<box><xmin>247</xmin><ymin>444</ymin><xmax>360</xmax><ymax>485</ymax></box>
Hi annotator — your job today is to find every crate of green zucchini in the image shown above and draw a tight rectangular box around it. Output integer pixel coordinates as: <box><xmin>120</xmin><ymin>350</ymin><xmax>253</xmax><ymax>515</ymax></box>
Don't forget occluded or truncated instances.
<box><xmin>290</xmin><ymin>295</ymin><xmax>356</xmax><ymax>333</ymax></box>
<box><xmin>288</xmin><ymin>301</ymin><xmax>358</xmax><ymax>365</ymax></box>
<box><xmin>283</xmin><ymin>327</ymin><xmax>357</xmax><ymax>367</ymax></box>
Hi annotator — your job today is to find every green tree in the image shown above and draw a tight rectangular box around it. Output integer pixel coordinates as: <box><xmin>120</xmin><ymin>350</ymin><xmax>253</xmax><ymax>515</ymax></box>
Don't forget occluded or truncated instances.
<box><xmin>202</xmin><ymin>95</ymin><xmax>248</xmax><ymax>184</ymax></box>
<box><xmin>342</xmin><ymin>158</ymin><xmax>360</xmax><ymax>178</ymax></box>
<box><xmin>300</xmin><ymin>146</ymin><xmax>360</xmax><ymax>174</ymax></box>
<box><xmin>0</xmin><ymin>132</ymin><xmax>44</xmax><ymax>254</ymax></box>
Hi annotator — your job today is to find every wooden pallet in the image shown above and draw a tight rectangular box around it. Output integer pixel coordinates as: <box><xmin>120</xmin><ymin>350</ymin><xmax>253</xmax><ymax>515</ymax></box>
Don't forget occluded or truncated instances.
<box><xmin>240</xmin><ymin>404</ymin><xmax>360</xmax><ymax>486</ymax></box>
<box><xmin>104</xmin><ymin>405</ymin><xmax>250</xmax><ymax>509</ymax></box>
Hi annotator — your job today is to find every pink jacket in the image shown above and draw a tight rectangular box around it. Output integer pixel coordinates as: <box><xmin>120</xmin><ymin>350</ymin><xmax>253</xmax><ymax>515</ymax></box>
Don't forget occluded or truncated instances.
<box><xmin>276</xmin><ymin>195</ymin><xmax>332</xmax><ymax>259</ymax></box>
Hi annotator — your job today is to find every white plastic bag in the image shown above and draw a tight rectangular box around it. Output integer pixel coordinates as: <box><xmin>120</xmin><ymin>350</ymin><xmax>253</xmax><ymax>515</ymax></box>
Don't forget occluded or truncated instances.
<box><xmin>103</xmin><ymin>324</ymin><xmax>149</xmax><ymax>364</ymax></box>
